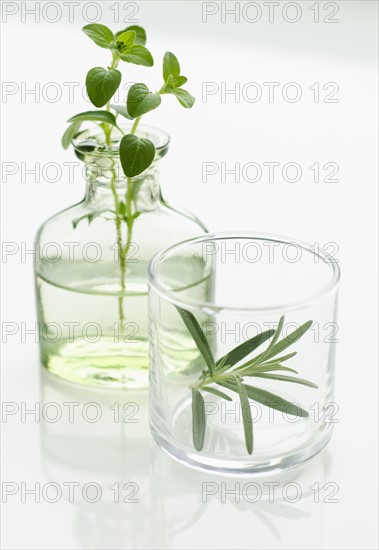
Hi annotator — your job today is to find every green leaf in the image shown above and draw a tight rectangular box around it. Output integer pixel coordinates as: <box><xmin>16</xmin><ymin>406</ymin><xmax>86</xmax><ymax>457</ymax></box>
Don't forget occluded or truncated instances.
<box><xmin>216</xmin><ymin>329</ymin><xmax>275</xmax><ymax>371</ymax></box>
<box><xmin>68</xmin><ymin>110</ymin><xmax>116</xmax><ymax>125</ymax></box>
<box><xmin>116</xmin><ymin>30</ymin><xmax>136</xmax><ymax>52</ymax></box>
<box><xmin>127</xmin><ymin>83</ymin><xmax>161</xmax><ymax>118</ymax></box>
<box><xmin>115</xmin><ymin>25</ymin><xmax>146</xmax><ymax>45</ymax></box>
<box><xmin>82</xmin><ymin>24</ymin><xmax>114</xmax><ymax>49</ymax></box>
<box><xmin>72</xmin><ymin>211</ymin><xmax>101</xmax><ymax>229</ymax></box>
<box><xmin>61</xmin><ymin>122</ymin><xmax>81</xmax><ymax>149</ymax></box>
<box><xmin>219</xmin><ymin>380</ymin><xmax>309</xmax><ymax>418</ymax></box>
<box><xmin>248</xmin><ymin>373</ymin><xmax>318</xmax><ymax>389</ymax></box>
<box><xmin>203</xmin><ymin>386</ymin><xmax>232</xmax><ymax>401</ymax></box>
<box><xmin>270</xmin><ymin>316</ymin><xmax>285</xmax><ymax>348</ymax></box>
<box><xmin>237</xmin><ymin>351</ymin><xmax>299</xmax><ymax>373</ymax></box>
<box><xmin>119</xmin><ymin>201</ymin><xmax>126</xmax><ymax>217</ymax></box>
<box><xmin>215</xmin><ymin>355</ymin><xmax>230</xmax><ymax>373</ymax></box>
<box><xmin>86</xmin><ymin>67</ymin><xmax>121</xmax><ymax>108</ymax></box>
<box><xmin>242</xmin><ymin>365</ymin><xmax>299</xmax><ymax>376</ymax></box>
<box><xmin>109</xmin><ymin>104</ymin><xmax>133</xmax><ymax>120</ymax></box>
<box><xmin>260</xmin><ymin>352</ymin><xmax>298</xmax><ymax>365</ymax></box>
<box><xmin>163</xmin><ymin>51</ymin><xmax>181</xmax><ymax>81</ymax></box>
<box><xmin>234</xmin><ymin>376</ymin><xmax>253</xmax><ymax>454</ymax></box>
<box><xmin>173</xmin><ymin>75</ymin><xmax>188</xmax><ymax>88</ymax></box>
<box><xmin>176</xmin><ymin>307</ymin><xmax>215</xmax><ymax>376</ymax></box>
<box><xmin>173</xmin><ymin>88</ymin><xmax>195</xmax><ymax>108</ymax></box>
<box><xmin>119</xmin><ymin>45</ymin><xmax>154</xmax><ymax>67</ymax></box>
<box><xmin>192</xmin><ymin>388</ymin><xmax>206</xmax><ymax>451</ymax></box>
<box><xmin>162</xmin><ymin>74</ymin><xmax>176</xmax><ymax>93</ymax></box>
<box><xmin>257</xmin><ymin>321</ymin><xmax>313</xmax><ymax>363</ymax></box>
<box><xmin>119</xmin><ymin>134</ymin><xmax>155</xmax><ymax>177</ymax></box>
<box><xmin>256</xmin><ymin>316</ymin><xmax>285</xmax><ymax>365</ymax></box>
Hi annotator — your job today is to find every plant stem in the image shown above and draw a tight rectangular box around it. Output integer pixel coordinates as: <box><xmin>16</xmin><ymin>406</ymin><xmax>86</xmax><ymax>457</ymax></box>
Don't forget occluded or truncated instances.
<box><xmin>115</xmin><ymin>123</ymin><xmax>125</xmax><ymax>136</ymax></box>
<box><xmin>107</xmin><ymin>79</ymin><xmax>144</xmax><ymax>330</ymax></box>
<box><xmin>110</xmin><ymin>170</ymin><xmax>126</xmax><ymax>327</ymax></box>
<box><xmin>130</xmin><ymin>116</ymin><xmax>142</xmax><ymax>135</ymax></box>
<box><xmin>191</xmin><ymin>372</ymin><xmax>235</xmax><ymax>391</ymax></box>
<box><xmin>119</xmin><ymin>114</ymin><xmax>143</xmax><ymax>280</ymax></box>
<box><xmin>103</xmin><ymin>53</ymin><xmax>121</xmax><ymax>146</ymax></box>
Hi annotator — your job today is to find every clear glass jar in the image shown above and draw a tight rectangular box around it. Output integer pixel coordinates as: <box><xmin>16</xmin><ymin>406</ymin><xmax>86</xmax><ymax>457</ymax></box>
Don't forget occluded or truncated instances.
<box><xmin>34</xmin><ymin>126</ymin><xmax>207</xmax><ymax>389</ymax></box>
<box><xmin>148</xmin><ymin>233</ymin><xmax>340</xmax><ymax>475</ymax></box>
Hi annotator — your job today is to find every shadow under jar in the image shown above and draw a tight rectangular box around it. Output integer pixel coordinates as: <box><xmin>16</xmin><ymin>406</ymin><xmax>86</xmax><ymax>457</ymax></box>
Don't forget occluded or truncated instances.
<box><xmin>34</xmin><ymin>126</ymin><xmax>207</xmax><ymax>389</ymax></box>
<box><xmin>148</xmin><ymin>233</ymin><xmax>340</xmax><ymax>475</ymax></box>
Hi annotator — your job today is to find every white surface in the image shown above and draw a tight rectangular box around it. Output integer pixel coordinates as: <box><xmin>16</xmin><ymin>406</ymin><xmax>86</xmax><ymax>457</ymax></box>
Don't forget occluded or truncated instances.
<box><xmin>1</xmin><ymin>2</ymin><xmax>378</xmax><ymax>549</ymax></box>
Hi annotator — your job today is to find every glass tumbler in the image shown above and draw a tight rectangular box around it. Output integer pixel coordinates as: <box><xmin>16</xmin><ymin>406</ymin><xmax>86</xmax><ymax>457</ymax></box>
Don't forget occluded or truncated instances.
<box><xmin>148</xmin><ymin>233</ymin><xmax>340</xmax><ymax>475</ymax></box>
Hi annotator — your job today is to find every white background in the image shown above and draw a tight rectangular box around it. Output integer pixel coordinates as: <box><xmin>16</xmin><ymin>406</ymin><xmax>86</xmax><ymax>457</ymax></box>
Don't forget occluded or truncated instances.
<box><xmin>1</xmin><ymin>1</ymin><xmax>378</xmax><ymax>549</ymax></box>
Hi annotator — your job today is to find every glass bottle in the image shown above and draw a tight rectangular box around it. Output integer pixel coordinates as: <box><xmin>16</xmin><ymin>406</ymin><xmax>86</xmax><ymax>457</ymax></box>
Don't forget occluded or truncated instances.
<box><xmin>34</xmin><ymin>126</ymin><xmax>207</xmax><ymax>389</ymax></box>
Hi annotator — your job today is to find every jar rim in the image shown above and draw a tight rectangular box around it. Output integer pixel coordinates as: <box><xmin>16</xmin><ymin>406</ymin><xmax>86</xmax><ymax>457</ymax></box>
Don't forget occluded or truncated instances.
<box><xmin>72</xmin><ymin>123</ymin><xmax>170</xmax><ymax>158</ymax></box>
<box><xmin>148</xmin><ymin>232</ymin><xmax>341</xmax><ymax>314</ymax></box>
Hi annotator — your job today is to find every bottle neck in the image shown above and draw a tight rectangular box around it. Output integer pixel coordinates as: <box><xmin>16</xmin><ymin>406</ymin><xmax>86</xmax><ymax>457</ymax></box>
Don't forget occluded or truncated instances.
<box><xmin>84</xmin><ymin>159</ymin><xmax>162</xmax><ymax>212</ymax></box>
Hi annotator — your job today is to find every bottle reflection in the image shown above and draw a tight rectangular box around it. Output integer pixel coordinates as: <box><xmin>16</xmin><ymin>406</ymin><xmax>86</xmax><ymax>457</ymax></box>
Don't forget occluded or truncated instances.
<box><xmin>40</xmin><ymin>369</ymin><xmax>332</xmax><ymax>549</ymax></box>
<box><xmin>40</xmin><ymin>369</ymin><xmax>153</xmax><ymax>549</ymax></box>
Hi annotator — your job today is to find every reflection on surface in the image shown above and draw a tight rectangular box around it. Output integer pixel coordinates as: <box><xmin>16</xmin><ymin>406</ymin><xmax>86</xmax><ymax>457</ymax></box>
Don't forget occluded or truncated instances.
<box><xmin>40</xmin><ymin>369</ymin><xmax>333</xmax><ymax>549</ymax></box>
<box><xmin>150</xmin><ymin>445</ymin><xmax>333</xmax><ymax>549</ymax></box>
<box><xmin>40</xmin><ymin>369</ymin><xmax>153</xmax><ymax>549</ymax></box>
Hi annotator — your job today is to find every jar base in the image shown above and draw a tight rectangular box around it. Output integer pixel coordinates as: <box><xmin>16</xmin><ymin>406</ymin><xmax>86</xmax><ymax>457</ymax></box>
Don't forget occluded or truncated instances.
<box><xmin>150</xmin><ymin>424</ymin><xmax>333</xmax><ymax>477</ymax></box>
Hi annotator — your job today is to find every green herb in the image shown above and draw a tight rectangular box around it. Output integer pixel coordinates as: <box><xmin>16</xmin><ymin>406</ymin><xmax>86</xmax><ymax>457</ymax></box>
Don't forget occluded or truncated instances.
<box><xmin>85</xmin><ymin>67</ymin><xmax>122</xmax><ymax>108</ymax></box>
<box><xmin>119</xmin><ymin>134</ymin><xmax>155</xmax><ymax>178</ymax></box>
<box><xmin>61</xmin><ymin>122</ymin><xmax>81</xmax><ymax>149</ymax></box>
<box><xmin>127</xmin><ymin>83</ymin><xmax>161</xmax><ymax>118</ymax></box>
<box><xmin>64</xmin><ymin>24</ymin><xmax>195</xmax><ymax>172</ymax></box>
<box><xmin>67</xmin><ymin>110</ymin><xmax>117</xmax><ymax>125</ymax></box>
<box><xmin>63</xmin><ymin>24</ymin><xmax>195</xmax><ymax>328</ymax></box>
<box><xmin>176</xmin><ymin>308</ymin><xmax>317</xmax><ymax>454</ymax></box>
<box><xmin>160</xmin><ymin>52</ymin><xmax>195</xmax><ymax>108</ymax></box>
<box><xmin>192</xmin><ymin>388</ymin><xmax>206</xmax><ymax>451</ymax></box>
<box><xmin>82</xmin><ymin>23</ymin><xmax>114</xmax><ymax>49</ymax></box>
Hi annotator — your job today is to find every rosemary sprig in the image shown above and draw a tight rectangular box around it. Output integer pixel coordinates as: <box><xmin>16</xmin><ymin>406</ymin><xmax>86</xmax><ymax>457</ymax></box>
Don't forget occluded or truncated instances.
<box><xmin>176</xmin><ymin>307</ymin><xmax>317</xmax><ymax>455</ymax></box>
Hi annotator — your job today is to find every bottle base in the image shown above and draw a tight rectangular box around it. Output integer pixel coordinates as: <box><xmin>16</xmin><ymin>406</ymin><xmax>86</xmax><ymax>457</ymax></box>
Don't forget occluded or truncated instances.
<box><xmin>41</xmin><ymin>337</ymin><xmax>149</xmax><ymax>389</ymax></box>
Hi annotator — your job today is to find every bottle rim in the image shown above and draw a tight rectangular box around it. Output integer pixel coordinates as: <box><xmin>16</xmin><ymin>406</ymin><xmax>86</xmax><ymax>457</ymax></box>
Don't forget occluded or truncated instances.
<box><xmin>72</xmin><ymin>124</ymin><xmax>170</xmax><ymax>159</ymax></box>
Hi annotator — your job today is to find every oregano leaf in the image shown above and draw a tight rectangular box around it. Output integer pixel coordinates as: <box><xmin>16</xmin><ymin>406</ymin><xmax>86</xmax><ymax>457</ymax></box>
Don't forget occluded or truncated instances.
<box><xmin>115</xmin><ymin>25</ymin><xmax>146</xmax><ymax>45</ymax></box>
<box><xmin>163</xmin><ymin>51</ymin><xmax>180</xmax><ymax>81</ymax></box>
<box><xmin>127</xmin><ymin>83</ymin><xmax>161</xmax><ymax>118</ymax></box>
<box><xmin>116</xmin><ymin>30</ymin><xmax>136</xmax><ymax>53</ymax></box>
<box><xmin>61</xmin><ymin>122</ymin><xmax>81</xmax><ymax>149</ymax></box>
<box><xmin>173</xmin><ymin>88</ymin><xmax>195</xmax><ymax>108</ymax></box>
<box><xmin>119</xmin><ymin>45</ymin><xmax>154</xmax><ymax>67</ymax></box>
<box><xmin>109</xmin><ymin>104</ymin><xmax>133</xmax><ymax>120</ymax></box>
<box><xmin>119</xmin><ymin>134</ymin><xmax>155</xmax><ymax>177</ymax></box>
<box><xmin>82</xmin><ymin>24</ymin><xmax>114</xmax><ymax>49</ymax></box>
<box><xmin>86</xmin><ymin>67</ymin><xmax>121</xmax><ymax>108</ymax></box>
<box><xmin>173</xmin><ymin>75</ymin><xmax>188</xmax><ymax>88</ymax></box>
<box><xmin>68</xmin><ymin>111</ymin><xmax>116</xmax><ymax>125</ymax></box>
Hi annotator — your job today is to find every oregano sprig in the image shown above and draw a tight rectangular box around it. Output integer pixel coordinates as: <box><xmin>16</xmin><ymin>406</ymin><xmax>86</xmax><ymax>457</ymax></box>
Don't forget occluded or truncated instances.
<box><xmin>63</xmin><ymin>24</ymin><xmax>195</xmax><ymax>178</ymax></box>
<box><xmin>175</xmin><ymin>307</ymin><xmax>317</xmax><ymax>455</ymax></box>
<box><xmin>62</xmin><ymin>24</ymin><xmax>195</xmax><ymax>329</ymax></box>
